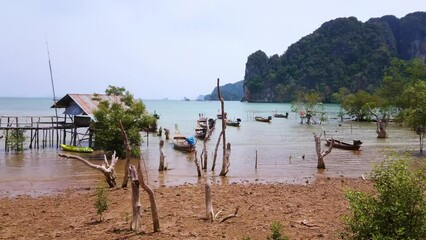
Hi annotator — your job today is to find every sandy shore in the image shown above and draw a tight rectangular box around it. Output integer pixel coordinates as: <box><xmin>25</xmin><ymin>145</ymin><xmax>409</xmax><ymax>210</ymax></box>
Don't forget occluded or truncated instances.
<box><xmin>0</xmin><ymin>176</ymin><xmax>374</xmax><ymax>240</ymax></box>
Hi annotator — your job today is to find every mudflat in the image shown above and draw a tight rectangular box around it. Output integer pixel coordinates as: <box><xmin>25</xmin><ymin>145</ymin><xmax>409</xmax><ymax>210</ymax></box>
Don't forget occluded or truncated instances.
<box><xmin>0</xmin><ymin>176</ymin><xmax>373</xmax><ymax>240</ymax></box>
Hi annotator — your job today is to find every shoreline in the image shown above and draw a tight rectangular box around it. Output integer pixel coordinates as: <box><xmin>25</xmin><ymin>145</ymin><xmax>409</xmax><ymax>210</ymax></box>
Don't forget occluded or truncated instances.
<box><xmin>0</xmin><ymin>175</ymin><xmax>374</xmax><ymax>239</ymax></box>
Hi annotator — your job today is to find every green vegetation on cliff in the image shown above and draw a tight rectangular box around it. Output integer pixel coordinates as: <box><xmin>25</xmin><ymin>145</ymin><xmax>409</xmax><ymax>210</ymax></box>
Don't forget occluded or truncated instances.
<box><xmin>243</xmin><ymin>12</ymin><xmax>426</xmax><ymax>102</ymax></box>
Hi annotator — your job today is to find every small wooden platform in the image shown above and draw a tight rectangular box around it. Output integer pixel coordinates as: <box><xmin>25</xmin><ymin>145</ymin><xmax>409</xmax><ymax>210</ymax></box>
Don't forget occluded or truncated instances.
<box><xmin>0</xmin><ymin>115</ymin><xmax>89</xmax><ymax>151</ymax></box>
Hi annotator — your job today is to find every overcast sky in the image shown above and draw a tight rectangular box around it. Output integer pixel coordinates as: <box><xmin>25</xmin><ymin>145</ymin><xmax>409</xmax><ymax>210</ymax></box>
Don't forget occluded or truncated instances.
<box><xmin>0</xmin><ymin>1</ymin><xmax>424</xmax><ymax>100</ymax></box>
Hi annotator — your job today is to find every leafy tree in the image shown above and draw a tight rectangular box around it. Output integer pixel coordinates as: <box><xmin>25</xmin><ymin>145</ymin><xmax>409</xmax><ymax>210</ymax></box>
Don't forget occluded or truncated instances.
<box><xmin>92</xmin><ymin>86</ymin><xmax>157</xmax><ymax>158</ymax></box>
<box><xmin>291</xmin><ymin>91</ymin><xmax>325</xmax><ymax>124</ymax></box>
<box><xmin>379</xmin><ymin>58</ymin><xmax>426</xmax><ymax>110</ymax></box>
<box><xmin>398</xmin><ymin>80</ymin><xmax>426</xmax><ymax>154</ymax></box>
<box><xmin>340</xmin><ymin>90</ymin><xmax>380</xmax><ymax>121</ymax></box>
<box><xmin>4</xmin><ymin>129</ymin><xmax>26</xmax><ymax>151</ymax></box>
<box><xmin>342</xmin><ymin>155</ymin><xmax>426</xmax><ymax>239</ymax></box>
<box><xmin>379</xmin><ymin>58</ymin><xmax>426</xmax><ymax>153</ymax></box>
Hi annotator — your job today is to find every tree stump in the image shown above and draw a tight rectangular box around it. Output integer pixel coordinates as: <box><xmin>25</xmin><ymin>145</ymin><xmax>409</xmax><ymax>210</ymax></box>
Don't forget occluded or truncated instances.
<box><xmin>368</xmin><ymin>104</ymin><xmax>389</xmax><ymax>138</ymax></box>
<box><xmin>158</xmin><ymin>140</ymin><xmax>167</xmax><ymax>171</ymax></box>
<box><xmin>314</xmin><ymin>133</ymin><xmax>333</xmax><ymax>169</ymax></box>
<box><xmin>205</xmin><ymin>183</ymin><xmax>215</xmax><ymax>222</ymax></box>
<box><xmin>220</xmin><ymin>143</ymin><xmax>231</xmax><ymax>176</ymax></box>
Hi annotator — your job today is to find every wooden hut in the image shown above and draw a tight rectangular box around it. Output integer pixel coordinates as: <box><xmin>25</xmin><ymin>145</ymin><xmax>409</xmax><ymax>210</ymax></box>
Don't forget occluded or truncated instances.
<box><xmin>52</xmin><ymin>93</ymin><xmax>118</xmax><ymax>147</ymax></box>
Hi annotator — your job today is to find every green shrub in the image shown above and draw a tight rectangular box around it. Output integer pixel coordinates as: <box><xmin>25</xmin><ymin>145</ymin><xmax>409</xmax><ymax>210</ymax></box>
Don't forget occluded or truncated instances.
<box><xmin>94</xmin><ymin>183</ymin><xmax>109</xmax><ymax>222</ymax></box>
<box><xmin>267</xmin><ymin>221</ymin><xmax>289</xmax><ymax>240</ymax></box>
<box><xmin>5</xmin><ymin>129</ymin><xmax>26</xmax><ymax>151</ymax></box>
<box><xmin>342</xmin><ymin>155</ymin><xmax>426</xmax><ymax>239</ymax></box>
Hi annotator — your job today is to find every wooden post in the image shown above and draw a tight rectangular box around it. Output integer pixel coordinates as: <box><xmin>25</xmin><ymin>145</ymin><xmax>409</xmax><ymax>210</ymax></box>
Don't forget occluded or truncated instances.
<box><xmin>164</xmin><ymin>128</ymin><xmax>170</xmax><ymax>140</ymax></box>
<box><xmin>255</xmin><ymin>150</ymin><xmax>258</xmax><ymax>169</ymax></box>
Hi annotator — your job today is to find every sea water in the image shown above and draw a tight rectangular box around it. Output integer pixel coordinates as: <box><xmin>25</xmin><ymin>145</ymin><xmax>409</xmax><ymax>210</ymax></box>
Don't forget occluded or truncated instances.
<box><xmin>0</xmin><ymin>97</ymin><xmax>420</xmax><ymax>196</ymax></box>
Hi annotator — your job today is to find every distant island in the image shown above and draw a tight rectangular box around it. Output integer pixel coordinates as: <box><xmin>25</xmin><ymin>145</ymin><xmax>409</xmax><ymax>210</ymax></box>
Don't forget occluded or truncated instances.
<box><xmin>203</xmin><ymin>80</ymin><xmax>244</xmax><ymax>101</ymax></box>
<box><xmin>202</xmin><ymin>11</ymin><xmax>426</xmax><ymax>102</ymax></box>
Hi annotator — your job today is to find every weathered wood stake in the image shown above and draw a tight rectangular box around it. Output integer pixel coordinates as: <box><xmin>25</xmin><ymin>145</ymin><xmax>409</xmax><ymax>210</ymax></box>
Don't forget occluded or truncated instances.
<box><xmin>158</xmin><ymin>140</ymin><xmax>167</xmax><ymax>171</ymax></box>
<box><xmin>129</xmin><ymin>165</ymin><xmax>141</xmax><ymax>231</ymax></box>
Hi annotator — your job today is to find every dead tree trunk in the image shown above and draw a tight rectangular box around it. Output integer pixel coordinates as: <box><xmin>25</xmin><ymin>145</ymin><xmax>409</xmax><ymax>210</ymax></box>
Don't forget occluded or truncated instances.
<box><xmin>194</xmin><ymin>150</ymin><xmax>203</xmax><ymax>177</ymax></box>
<box><xmin>211</xmin><ymin>131</ymin><xmax>223</xmax><ymax>171</ymax></box>
<box><xmin>201</xmin><ymin>120</ymin><xmax>214</xmax><ymax>169</ymax></box>
<box><xmin>137</xmin><ymin>157</ymin><xmax>160</xmax><ymax>232</ymax></box>
<box><xmin>368</xmin><ymin>104</ymin><xmax>389</xmax><ymax>138</ymax></box>
<box><xmin>314</xmin><ymin>133</ymin><xmax>333</xmax><ymax>169</ymax></box>
<box><xmin>220</xmin><ymin>143</ymin><xmax>231</xmax><ymax>176</ymax></box>
<box><xmin>217</xmin><ymin>78</ymin><xmax>229</xmax><ymax>177</ymax></box>
<box><xmin>416</xmin><ymin>126</ymin><xmax>425</xmax><ymax>154</ymax></box>
<box><xmin>119</xmin><ymin>121</ymin><xmax>160</xmax><ymax>232</ymax></box>
<box><xmin>129</xmin><ymin>165</ymin><xmax>141</xmax><ymax>231</ymax></box>
<box><xmin>205</xmin><ymin>183</ymin><xmax>215</xmax><ymax>222</ymax></box>
<box><xmin>58</xmin><ymin>152</ymin><xmax>118</xmax><ymax>188</ymax></box>
<box><xmin>119</xmin><ymin>121</ymin><xmax>131</xmax><ymax>188</ymax></box>
<box><xmin>158</xmin><ymin>140</ymin><xmax>167</xmax><ymax>171</ymax></box>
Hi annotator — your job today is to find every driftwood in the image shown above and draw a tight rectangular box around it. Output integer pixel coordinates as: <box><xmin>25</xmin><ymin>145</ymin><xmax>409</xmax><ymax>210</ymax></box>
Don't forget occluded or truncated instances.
<box><xmin>314</xmin><ymin>133</ymin><xmax>333</xmax><ymax>169</ymax></box>
<box><xmin>58</xmin><ymin>152</ymin><xmax>118</xmax><ymax>188</ymax></box>
<box><xmin>204</xmin><ymin>182</ymin><xmax>252</xmax><ymax>223</ymax></box>
<box><xmin>158</xmin><ymin>140</ymin><xmax>167</xmax><ymax>171</ymax></box>
<box><xmin>219</xmin><ymin>205</ymin><xmax>253</xmax><ymax>223</ymax></box>
<box><xmin>367</xmin><ymin>104</ymin><xmax>389</xmax><ymax>138</ymax></box>
<box><xmin>129</xmin><ymin>165</ymin><xmax>141</xmax><ymax>231</ymax></box>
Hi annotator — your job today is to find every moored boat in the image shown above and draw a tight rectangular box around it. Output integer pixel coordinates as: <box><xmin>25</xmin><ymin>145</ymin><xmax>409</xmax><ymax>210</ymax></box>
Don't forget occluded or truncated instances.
<box><xmin>194</xmin><ymin>127</ymin><xmax>207</xmax><ymax>139</ymax></box>
<box><xmin>60</xmin><ymin>144</ymin><xmax>94</xmax><ymax>153</ymax></box>
<box><xmin>226</xmin><ymin>118</ymin><xmax>241</xmax><ymax>127</ymax></box>
<box><xmin>325</xmin><ymin>138</ymin><xmax>362</xmax><ymax>150</ymax></box>
<box><xmin>274</xmin><ymin>112</ymin><xmax>289</xmax><ymax>118</ymax></box>
<box><xmin>173</xmin><ymin>132</ymin><xmax>196</xmax><ymax>152</ymax></box>
<box><xmin>255</xmin><ymin>116</ymin><xmax>272</xmax><ymax>123</ymax></box>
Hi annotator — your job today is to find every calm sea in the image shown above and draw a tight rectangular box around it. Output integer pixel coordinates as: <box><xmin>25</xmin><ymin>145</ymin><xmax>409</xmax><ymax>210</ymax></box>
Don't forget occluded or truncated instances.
<box><xmin>0</xmin><ymin>97</ymin><xmax>420</xmax><ymax>196</ymax></box>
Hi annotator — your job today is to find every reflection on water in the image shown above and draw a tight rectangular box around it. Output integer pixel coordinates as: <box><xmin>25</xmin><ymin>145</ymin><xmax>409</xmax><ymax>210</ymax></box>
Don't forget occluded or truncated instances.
<box><xmin>0</xmin><ymin>100</ymin><xmax>424</xmax><ymax>197</ymax></box>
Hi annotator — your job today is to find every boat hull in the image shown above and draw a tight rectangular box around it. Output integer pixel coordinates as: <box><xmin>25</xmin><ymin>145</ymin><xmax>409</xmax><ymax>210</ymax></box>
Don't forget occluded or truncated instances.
<box><xmin>60</xmin><ymin>144</ymin><xmax>94</xmax><ymax>153</ymax></box>
<box><xmin>255</xmin><ymin>116</ymin><xmax>272</xmax><ymax>123</ymax></box>
<box><xmin>325</xmin><ymin>139</ymin><xmax>362</xmax><ymax>150</ymax></box>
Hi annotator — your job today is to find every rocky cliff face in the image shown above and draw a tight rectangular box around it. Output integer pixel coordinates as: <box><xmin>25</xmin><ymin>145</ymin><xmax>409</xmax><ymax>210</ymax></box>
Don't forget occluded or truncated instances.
<box><xmin>243</xmin><ymin>11</ymin><xmax>426</xmax><ymax>103</ymax></box>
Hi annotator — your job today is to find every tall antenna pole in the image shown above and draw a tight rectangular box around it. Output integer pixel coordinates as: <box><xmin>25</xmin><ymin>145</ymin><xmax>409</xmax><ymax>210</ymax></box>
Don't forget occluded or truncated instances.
<box><xmin>46</xmin><ymin>40</ymin><xmax>58</xmax><ymax>117</ymax></box>
<box><xmin>46</xmin><ymin>40</ymin><xmax>60</xmax><ymax>147</ymax></box>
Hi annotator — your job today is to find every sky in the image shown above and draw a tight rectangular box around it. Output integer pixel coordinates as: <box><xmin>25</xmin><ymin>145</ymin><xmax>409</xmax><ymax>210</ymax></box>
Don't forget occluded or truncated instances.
<box><xmin>0</xmin><ymin>1</ymin><xmax>424</xmax><ymax>100</ymax></box>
